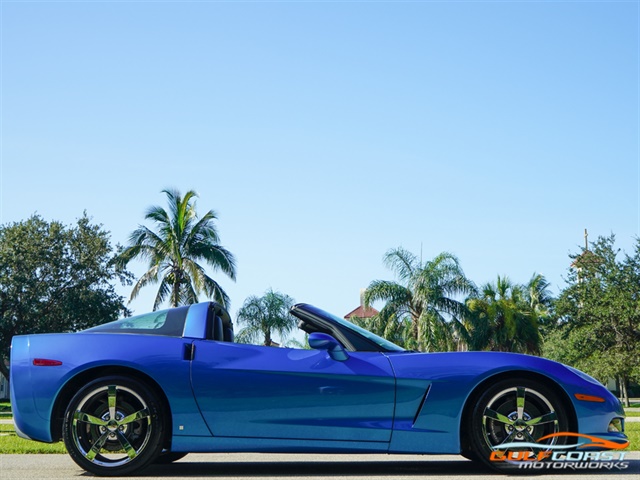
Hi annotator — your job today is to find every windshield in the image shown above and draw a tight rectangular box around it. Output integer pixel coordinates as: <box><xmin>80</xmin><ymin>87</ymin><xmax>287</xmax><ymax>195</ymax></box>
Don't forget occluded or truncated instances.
<box><xmin>300</xmin><ymin>304</ymin><xmax>405</xmax><ymax>352</ymax></box>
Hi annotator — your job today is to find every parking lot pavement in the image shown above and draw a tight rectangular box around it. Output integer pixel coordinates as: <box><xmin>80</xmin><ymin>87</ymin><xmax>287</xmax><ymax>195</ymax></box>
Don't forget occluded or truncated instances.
<box><xmin>0</xmin><ymin>452</ymin><xmax>638</xmax><ymax>480</ymax></box>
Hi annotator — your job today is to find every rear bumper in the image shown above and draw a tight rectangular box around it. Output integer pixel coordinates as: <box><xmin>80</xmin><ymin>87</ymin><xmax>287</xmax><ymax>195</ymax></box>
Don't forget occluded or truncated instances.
<box><xmin>13</xmin><ymin>420</ymin><xmax>34</xmax><ymax>441</ymax></box>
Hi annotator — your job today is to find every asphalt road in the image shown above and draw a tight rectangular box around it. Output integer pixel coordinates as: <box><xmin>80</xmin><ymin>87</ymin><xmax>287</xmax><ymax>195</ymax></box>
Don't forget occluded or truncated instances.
<box><xmin>0</xmin><ymin>452</ymin><xmax>638</xmax><ymax>480</ymax></box>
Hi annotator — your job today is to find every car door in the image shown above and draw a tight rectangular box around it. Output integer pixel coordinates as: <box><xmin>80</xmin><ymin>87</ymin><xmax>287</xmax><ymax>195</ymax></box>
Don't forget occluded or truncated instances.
<box><xmin>190</xmin><ymin>340</ymin><xmax>396</xmax><ymax>442</ymax></box>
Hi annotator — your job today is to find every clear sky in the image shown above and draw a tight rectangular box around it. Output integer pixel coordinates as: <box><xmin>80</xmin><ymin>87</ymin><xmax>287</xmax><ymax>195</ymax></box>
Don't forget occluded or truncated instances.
<box><xmin>1</xmin><ymin>0</ymin><xmax>638</xmax><ymax>338</ymax></box>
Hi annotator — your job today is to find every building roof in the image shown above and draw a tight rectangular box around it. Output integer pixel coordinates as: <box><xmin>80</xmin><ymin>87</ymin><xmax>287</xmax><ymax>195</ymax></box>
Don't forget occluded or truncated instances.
<box><xmin>344</xmin><ymin>305</ymin><xmax>379</xmax><ymax>320</ymax></box>
<box><xmin>571</xmin><ymin>249</ymin><xmax>603</xmax><ymax>268</ymax></box>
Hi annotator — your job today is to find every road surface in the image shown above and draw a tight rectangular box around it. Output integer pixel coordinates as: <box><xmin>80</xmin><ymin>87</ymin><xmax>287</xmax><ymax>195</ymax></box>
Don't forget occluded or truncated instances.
<box><xmin>0</xmin><ymin>452</ymin><xmax>638</xmax><ymax>480</ymax></box>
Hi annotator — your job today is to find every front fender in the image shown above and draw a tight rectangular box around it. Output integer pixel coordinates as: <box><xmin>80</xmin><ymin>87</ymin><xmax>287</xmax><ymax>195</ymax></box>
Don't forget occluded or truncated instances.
<box><xmin>386</xmin><ymin>351</ymin><xmax>624</xmax><ymax>454</ymax></box>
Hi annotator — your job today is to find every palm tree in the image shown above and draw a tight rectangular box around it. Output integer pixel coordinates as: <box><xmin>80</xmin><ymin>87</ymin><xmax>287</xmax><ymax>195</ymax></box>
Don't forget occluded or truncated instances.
<box><xmin>235</xmin><ymin>289</ymin><xmax>297</xmax><ymax>346</ymax></box>
<box><xmin>364</xmin><ymin>248</ymin><xmax>476</xmax><ymax>352</ymax></box>
<box><xmin>526</xmin><ymin>273</ymin><xmax>553</xmax><ymax>315</ymax></box>
<box><xmin>466</xmin><ymin>275</ymin><xmax>543</xmax><ymax>354</ymax></box>
<box><xmin>116</xmin><ymin>189</ymin><xmax>236</xmax><ymax>310</ymax></box>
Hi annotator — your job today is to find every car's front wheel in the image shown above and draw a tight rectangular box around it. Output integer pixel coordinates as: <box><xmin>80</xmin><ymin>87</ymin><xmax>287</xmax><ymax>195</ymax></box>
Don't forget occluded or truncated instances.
<box><xmin>62</xmin><ymin>376</ymin><xmax>165</xmax><ymax>476</ymax></box>
<box><xmin>467</xmin><ymin>377</ymin><xmax>571</xmax><ymax>472</ymax></box>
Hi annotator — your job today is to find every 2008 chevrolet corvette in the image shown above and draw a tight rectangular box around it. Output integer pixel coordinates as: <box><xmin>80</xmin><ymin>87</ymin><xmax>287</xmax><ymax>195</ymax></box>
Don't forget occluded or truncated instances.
<box><xmin>11</xmin><ymin>302</ymin><xmax>627</xmax><ymax>476</ymax></box>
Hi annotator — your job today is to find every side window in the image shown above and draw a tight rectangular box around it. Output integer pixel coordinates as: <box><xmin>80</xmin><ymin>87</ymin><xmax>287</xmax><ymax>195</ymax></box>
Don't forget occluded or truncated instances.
<box><xmin>86</xmin><ymin>306</ymin><xmax>189</xmax><ymax>337</ymax></box>
<box><xmin>121</xmin><ymin>311</ymin><xmax>168</xmax><ymax>329</ymax></box>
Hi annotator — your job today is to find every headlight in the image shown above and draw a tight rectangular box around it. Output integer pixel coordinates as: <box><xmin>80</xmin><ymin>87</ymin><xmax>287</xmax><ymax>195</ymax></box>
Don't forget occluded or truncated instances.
<box><xmin>608</xmin><ymin>418</ymin><xmax>624</xmax><ymax>433</ymax></box>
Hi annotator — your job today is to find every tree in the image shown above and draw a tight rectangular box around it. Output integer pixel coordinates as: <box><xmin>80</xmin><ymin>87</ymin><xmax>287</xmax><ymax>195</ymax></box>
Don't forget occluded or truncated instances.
<box><xmin>116</xmin><ymin>189</ymin><xmax>237</xmax><ymax>310</ymax></box>
<box><xmin>364</xmin><ymin>248</ymin><xmax>476</xmax><ymax>352</ymax></box>
<box><xmin>526</xmin><ymin>273</ymin><xmax>555</xmax><ymax>337</ymax></box>
<box><xmin>525</xmin><ymin>273</ymin><xmax>553</xmax><ymax>317</ymax></box>
<box><xmin>544</xmin><ymin>234</ymin><xmax>640</xmax><ymax>406</ymax></box>
<box><xmin>466</xmin><ymin>275</ymin><xmax>546</xmax><ymax>354</ymax></box>
<box><xmin>235</xmin><ymin>289</ymin><xmax>297</xmax><ymax>346</ymax></box>
<box><xmin>0</xmin><ymin>214</ymin><xmax>130</xmax><ymax>381</ymax></box>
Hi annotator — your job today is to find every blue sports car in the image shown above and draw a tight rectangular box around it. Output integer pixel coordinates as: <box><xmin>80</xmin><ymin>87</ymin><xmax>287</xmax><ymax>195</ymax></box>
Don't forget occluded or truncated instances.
<box><xmin>11</xmin><ymin>302</ymin><xmax>627</xmax><ymax>476</ymax></box>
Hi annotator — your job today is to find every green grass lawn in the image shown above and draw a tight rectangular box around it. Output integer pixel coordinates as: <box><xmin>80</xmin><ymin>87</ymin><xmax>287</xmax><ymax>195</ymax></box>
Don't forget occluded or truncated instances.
<box><xmin>626</xmin><ymin>422</ymin><xmax>640</xmax><ymax>450</ymax></box>
<box><xmin>0</xmin><ymin>424</ymin><xmax>67</xmax><ymax>454</ymax></box>
<box><xmin>0</xmin><ymin>402</ymin><xmax>11</xmax><ymax>419</ymax></box>
<box><xmin>0</xmin><ymin>421</ymin><xmax>638</xmax><ymax>455</ymax></box>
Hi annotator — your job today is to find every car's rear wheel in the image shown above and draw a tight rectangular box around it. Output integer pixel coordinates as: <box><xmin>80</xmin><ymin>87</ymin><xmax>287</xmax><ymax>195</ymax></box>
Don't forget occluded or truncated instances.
<box><xmin>62</xmin><ymin>376</ymin><xmax>165</xmax><ymax>476</ymax></box>
<box><xmin>467</xmin><ymin>378</ymin><xmax>570</xmax><ymax>472</ymax></box>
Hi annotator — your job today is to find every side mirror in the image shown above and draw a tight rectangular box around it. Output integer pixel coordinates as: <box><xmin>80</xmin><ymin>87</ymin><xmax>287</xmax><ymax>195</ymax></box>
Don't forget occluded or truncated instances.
<box><xmin>308</xmin><ymin>333</ymin><xmax>349</xmax><ymax>362</ymax></box>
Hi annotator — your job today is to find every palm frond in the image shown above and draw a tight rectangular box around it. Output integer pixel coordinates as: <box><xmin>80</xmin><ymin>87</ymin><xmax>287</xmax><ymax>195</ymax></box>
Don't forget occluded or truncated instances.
<box><xmin>206</xmin><ymin>278</ymin><xmax>231</xmax><ymax>308</ymax></box>
<box><xmin>383</xmin><ymin>247</ymin><xmax>418</xmax><ymax>283</ymax></box>
<box><xmin>186</xmin><ymin>210</ymin><xmax>221</xmax><ymax>245</ymax></box>
<box><xmin>153</xmin><ymin>276</ymin><xmax>172</xmax><ymax>310</ymax></box>
<box><xmin>129</xmin><ymin>265</ymin><xmax>161</xmax><ymax>302</ymax></box>
<box><xmin>189</xmin><ymin>243</ymin><xmax>237</xmax><ymax>280</ymax></box>
<box><xmin>364</xmin><ymin>280</ymin><xmax>411</xmax><ymax>307</ymax></box>
<box><xmin>144</xmin><ymin>206</ymin><xmax>170</xmax><ymax>227</ymax></box>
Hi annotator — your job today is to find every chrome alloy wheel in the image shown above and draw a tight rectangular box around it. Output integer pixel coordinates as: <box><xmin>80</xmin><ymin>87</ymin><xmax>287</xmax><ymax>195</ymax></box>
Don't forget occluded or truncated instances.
<box><xmin>481</xmin><ymin>386</ymin><xmax>560</xmax><ymax>452</ymax></box>
<box><xmin>70</xmin><ymin>384</ymin><xmax>153</xmax><ymax>468</ymax></box>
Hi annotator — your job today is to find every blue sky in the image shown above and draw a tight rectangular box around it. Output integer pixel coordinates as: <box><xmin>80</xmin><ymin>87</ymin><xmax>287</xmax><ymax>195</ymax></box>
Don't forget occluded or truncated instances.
<box><xmin>1</xmin><ymin>1</ymin><xmax>638</xmax><ymax>336</ymax></box>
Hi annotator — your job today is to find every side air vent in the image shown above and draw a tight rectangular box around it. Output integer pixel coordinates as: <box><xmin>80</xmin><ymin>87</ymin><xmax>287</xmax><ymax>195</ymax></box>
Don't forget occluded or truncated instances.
<box><xmin>412</xmin><ymin>384</ymin><xmax>432</xmax><ymax>427</ymax></box>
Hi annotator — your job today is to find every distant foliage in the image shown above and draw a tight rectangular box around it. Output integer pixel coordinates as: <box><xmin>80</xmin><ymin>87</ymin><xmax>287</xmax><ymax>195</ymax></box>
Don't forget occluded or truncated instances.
<box><xmin>543</xmin><ymin>235</ymin><xmax>640</xmax><ymax>405</ymax></box>
<box><xmin>0</xmin><ymin>214</ymin><xmax>131</xmax><ymax>381</ymax></box>
<box><xmin>235</xmin><ymin>289</ymin><xmax>297</xmax><ymax>346</ymax></box>
<box><xmin>364</xmin><ymin>248</ymin><xmax>476</xmax><ymax>352</ymax></box>
<box><xmin>465</xmin><ymin>274</ymin><xmax>551</xmax><ymax>355</ymax></box>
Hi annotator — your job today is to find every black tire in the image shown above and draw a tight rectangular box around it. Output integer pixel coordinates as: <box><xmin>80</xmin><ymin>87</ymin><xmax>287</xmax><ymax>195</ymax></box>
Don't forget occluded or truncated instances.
<box><xmin>467</xmin><ymin>377</ymin><xmax>570</xmax><ymax>472</ymax></box>
<box><xmin>62</xmin><ymin>376</ymin><xmax>165</xmax><ymax>476</ymax></box>
<box><xmin>155</xmin><ymin>452</ymin><xmax>188</xmax><ymax>464</ymax></box>
<box><xmin>460</xmin><ymin>450</ymin><xmax>480</xmax><ymax>462</ymax></box>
